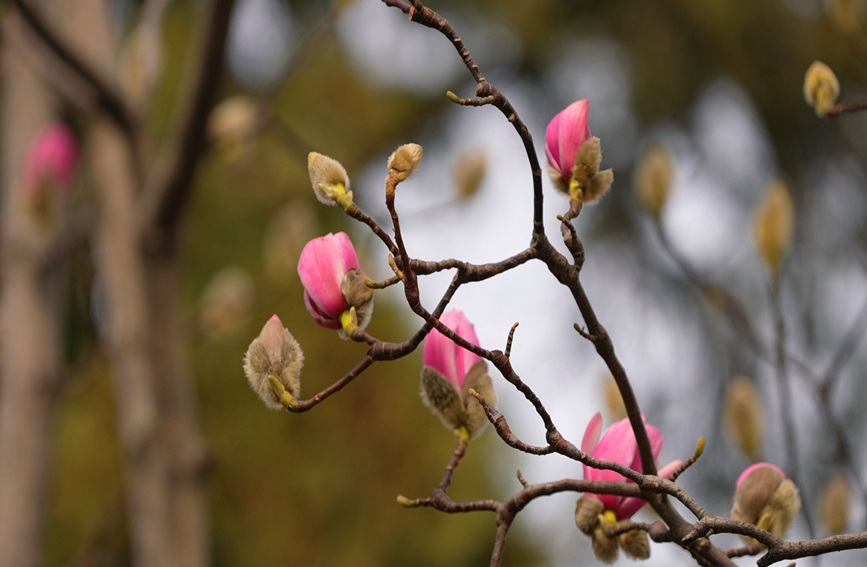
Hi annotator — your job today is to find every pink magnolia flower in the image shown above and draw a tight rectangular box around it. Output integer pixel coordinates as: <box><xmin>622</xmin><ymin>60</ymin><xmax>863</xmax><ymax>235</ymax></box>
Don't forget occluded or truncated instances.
<box><xmin>22</xmin><ymin>123</ymin><xmax>78</xmax><ymax>200</ymax></box>
<box><xmin>545</xmin><ymin>99</ymin><xmax>591</xmax><ymax>187</ymax></box>
<box><xmin>297</xmin><ymin>232</ymin><xmax>372</xmax><ymax>330</ymax></box>
<box><xmin>423</xmin><ymin>310</ymin><xmax>481</xmax><ymax>388</ymax></box>
<box><xmin>581</xmin><ymin>412</ymin><xmax>682</xmax><ymax>519</ymax></box>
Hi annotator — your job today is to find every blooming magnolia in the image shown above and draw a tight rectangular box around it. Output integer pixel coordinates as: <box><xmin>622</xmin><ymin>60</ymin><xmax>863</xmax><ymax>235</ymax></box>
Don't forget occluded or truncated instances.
<box><xmin>544</xmin><ymin>100</ymin><xmax>613</xmax><ymax>203</ymax></box>
<box><xmin>22</xmin><ymin>123</ymin><xmax>78</xmax><ymax>204</ymax></box>
<box><xmin>575</xmin><ymin>413</ymin><xmax>682</xmax><ymax>563</ymax></box>
<box><xmin>419</xmin><ymin>310</ymin><xmax>496</xmax><ymax>440</ymax></box>
<box><xmin>731</xmin><ymin>462</ymin><xmax>801</xmax><ymax>539</ymax></box>
<box><xmin>297</xmin><ymin>232</ymin><xmax>373</xmax><ymax>335</ymax></box>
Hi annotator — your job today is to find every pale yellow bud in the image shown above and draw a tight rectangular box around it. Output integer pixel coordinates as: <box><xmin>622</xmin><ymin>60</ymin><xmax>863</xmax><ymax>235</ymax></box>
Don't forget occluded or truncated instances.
<box><xmin>603</xmin><ymin>374</ymin><xmax>627</xmax><ymax>421</ymax></box>
<box><xmin>263</xmin><ymin>200</ymin><xmax>316</xmax><ymax>283</ymax></box>
<box><xmin>453</xmin><ymin>149</ymin><xmax>487</xmax><ymax>199</ymax></box>
<box><xmin>207</xmin><ymin>96</ymin><xmax>259</xmax><ymax>161</ymax></box>
<box><xmin>753</xmin><ymin>179</ymin><xmax>795</xmax><ymax>275</ymax></box>
<box><xmin>804</xmin><ymin>61</ymin><xmax>841</xmax><ymax>117</ymax></box>
<box><xmin>243</xmin><ymin>315</ymin><xmax>304</xmax><ymax>410</ymax></box>
<box><xmin>387</xmin><ymin>143</ymin><xmax>423</xmax><ymax>182</ymax></box>
<box><xmin>308</xmin><ymin>152</ymin><xmax>352</xmax><ymax>205</ymax></box>
<box><xmin>575</xmin><ymin>495</ymin><xmax>604</xmax><ymax>534</ymax></box>
<box><xmin>617</xmin><ymin>523</ymin><xmax>650</xmax><ymax>560</ymax></box>
<box><xmin>198</xmin><ymin>266</ymin><xmax>255</xmax><ymax>341</ymax></box>
<box><xmin>633</xmin><ymin>142</ymin><xmax>672</xmax><ymax>219</ymax></box>
<box><xmin>820</xmin><ymin>471</ymin><xmax>851</xmax><ymax>535</ymax></box>
<box><xmin>591</xmin><ymin>512</ymin><xmax>619</xmax><ymax>564</ymax></box>
<box><xmin>722</xmin><ymin>375</ymin><xmax>765</xmax><ymax>462</ymax></box>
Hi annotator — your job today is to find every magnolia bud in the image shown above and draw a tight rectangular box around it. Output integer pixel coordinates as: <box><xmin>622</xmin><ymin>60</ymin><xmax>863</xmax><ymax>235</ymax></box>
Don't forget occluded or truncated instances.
<box><xmin>340</xmin><ymin>268</ymin><xmax>374</xmax><ymax>335</ymax></box>
<box><xmin>753</xmin><ymin>179</ymin><xmax>795</xmax><ymax>275</ymax></box>
<box><xmin>575</xmin><ymin>495</ymin><xmax>604</xmax><ymax>534</ymax></box>
<box><xmin>603</xmin><ymin>374</ymin><xmax>627</xmax><ymax>421</ymax></box>
<box><xmin>617</xmin><ymin>522</ymin><xmax>650</xmax><ymax>560</ymax></box>
<box><xmin>243</xmin><ymin>315</ymin><xmax>304</xmax><ymax>410</ymax></box>
<box><xmin>820</xmin><ymin>471</ymin><xmax>851</xmax><ymax>535</ymax></box>
<box><xmin>591</xmin><ymin>512</ymin><xmax>619</xmax><ymax>564</ymax></box>
<box><xmin>387</xmin><ymin>143</ymin><xmax>423</xmax><ymax>182</ymax></box>
<box><xmin>453</xmin><ymin>149</ymin><xmax>487</xmax><ymax>199</ymax></box>
<box><xmin>824</xmin><ymin>0</ymin><xmax>866</xmax><ymax>33</ymax></box>
<box><xmin>731</xmin><ymin>463</ymin><xmax>801</xmax><ymax>539</ymax></box>
<box><xmin>633</xmin><ymin>142</ymin><xmax>672</xmax><ymax>219</ymax></box>
<box><xmin>307</xmin><ymin>152</ymin><xmax>352</xmax><ymax>205</ymax></box>
<box><xmin>722</xmin><ymin>375</ymin><xmax>765</xmax><ymax>462</ymax></box>
<box><xmin>207</xmin><ymin>96</ymin><xmax>258</xmax><ymax>161</ymax></box>
<box><xmin>803</xmin><ymin>61</ymin><xmax>840</xmax><ymax>117</ymax></box>
<box><xmin>198</xmin><ymin>266</ymin><xmax>255</xmax><ymax>341</ymax></box>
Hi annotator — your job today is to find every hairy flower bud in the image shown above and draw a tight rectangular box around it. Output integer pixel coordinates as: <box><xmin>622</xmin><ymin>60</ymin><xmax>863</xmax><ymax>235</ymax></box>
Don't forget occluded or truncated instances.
<box><xmin>617</xmin><ymin>523</ymin><xmax>650</xmax><ymax>560</ymax></box>
<box><xmin>731</xmin><ymin>462</ymin><xmax>801</xmax><ymax>539</ymax></box>
<box><xmin>419</xmin><ymin>310</ymin><xmax>496</xmax><ymax>440</ymax></box>
<box><xmin>198</xmin><ymin>266</ymin><xmax>255</xmax><ymax>341</ymax></box>
<box><xmin>804</xmin><ymin>61</ymin><xmax>840</xmax><ymax>117</ymax></box>
<box><xmin>307</xmin><ymin>152</ymin><xmax>352</xmax><ymax>206</ymax></box>
<box><xmin>820</xmin><ymin>471</ymin><xmax>851</xmax><ymax>535</ymax></box>
<box><xmin>575</xmin><ymin>495</ymin><xmax>605</xmax><ymax>534</ymax></box>
<box><xmin>207</xmin><ymin>95</ymin><xmax>258</xmax><ymax>161</ymax></box>
<box><xmin>722</xmin><ymin>375</ymin><xmax>765</xmax><ymax>462</ymax></box>
<box><xmin>243</xmin><ymin>315</ymin><xmax>304</xmax><ymax>410</ymax></box>
<box><xmin>298</xmin><ymin>232</ymin><xmax>373</xmax><ymax>337</ymax></box>
<box><xmin>453</xmin><ymin>149</ymin><xmax>487</xmax><ymax>199</ymax></box>
<box><xmin>753</xmin><ymin>179</ymin><xmax>795</xmax><ymax>275</ymax></box>
<box><xmin>387</xmin><ymin>143</ymin><xmax>423</xmax><ymax>182</ymax></box>
<box><xmin>633</xmin><ymin>142</ymin><xmax>672</xmax><ymax>219</ymax></box>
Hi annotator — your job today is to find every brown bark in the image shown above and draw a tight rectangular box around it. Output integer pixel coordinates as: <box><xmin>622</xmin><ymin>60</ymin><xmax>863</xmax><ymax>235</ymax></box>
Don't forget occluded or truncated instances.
<box><xmin>0</xmin><ymin>10</ymin><xmax>64</xmax><ymax>567</ymax></box>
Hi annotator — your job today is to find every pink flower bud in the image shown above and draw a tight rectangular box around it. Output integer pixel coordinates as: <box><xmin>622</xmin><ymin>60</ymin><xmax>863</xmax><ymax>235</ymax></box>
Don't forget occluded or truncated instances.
<box><xmin>545</xmin><ymin>99</ymin><xmax>591</xmax><ymax>188</ymax></box>
<box><xmin>297</xmin><ymin>232</ymin><xmax>373</xmax><ymax>332</ymax></box>
<box><xmin>731</xmin><ymin>462</ymin><xmax>801</xmax><ymax>539</ymax></box>
<box><xmin>422</xmin><ymin>310</ymin><xmax>481</xmax><ymax>388</ymax></box>
<box><xmin>581</xmin><ymin>413</ymin><xmax>681</xmax><ymax>520</ymax></box>
<box><xmin>22</xmin><ymin>123</ymin><xmax>78</xmax><ymax>200</ymax></box>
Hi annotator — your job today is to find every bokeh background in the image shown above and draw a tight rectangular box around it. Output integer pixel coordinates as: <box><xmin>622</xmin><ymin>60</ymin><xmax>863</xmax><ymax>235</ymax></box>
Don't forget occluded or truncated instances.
<box><xmin>6</xmin><ymin>0</ymin><xmax>867</xmax><ymax>565</ymax></box>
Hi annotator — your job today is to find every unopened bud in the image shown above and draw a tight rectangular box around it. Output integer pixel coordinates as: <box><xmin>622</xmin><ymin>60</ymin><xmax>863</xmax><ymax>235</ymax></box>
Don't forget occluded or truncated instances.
<box><xmin>575</xmin><ymin>495</ymin><xmax>604</xmax><ymax>534</ymax></box>
<box><xmin>420</xmin><ymin>361</ymin><xmax>496</xmax><ymax>441</ymax></box>
<box><xmin>243</xmin><ymin>315</ymin><xmax>304</xmax><ymax>410</ymax></box>
<box><xmin>753</xmin><ymin>179</ymin><xmax>794</xmax><ymax>275</ymax></box>
<box><xmin>617</xmin><ymin>522</ymin><xmax>650</xmax><ymax>560</ymax></box>
<box><xmin>387</xmin><ymin>143</ymin><xmax>423</xmax><ymax>182</ymax></box>
<box><xmin>722</xmin><ymin>375</ymin><xmax>765</xmax><ymax>462</ymax></box>
<box><xmin>731</xmin><ymin>463</ymin><xmax>801</xmax><ymax>539</ymax></box>
<box><xmin>453</xmin><ymin>149</ymin><xmax>487</xmax><ymax>199</ymax></box>
<box><xmin>633</xmin><ymin>142</ymin><xmax>672</xmax><ymax>219</ymax></box>
<box><xmin>198</xmin><ymin>266</ymin><xmax>255</xmax><ymax>341</ymax></box>
<box><xmin>308</xmin><ymin>152</ymin><xmax>352</xmax><ymax>205</ymax></box>
<box><xmin>820</xmin><ymin>471</ymin><xmax>851</xmax><ymax>535</ymax></box>
<box><xmin>571</xmin><ymin>136</ymin><xmax>614</xmax><ymax>205</ymax></box>
<box><xmin>207</xmin><ymin>96</ymin><xmax>258</xmax><ymax>161</ymax></box>
<box><xmin>824</xmin><ymin>0</ymin><xmax>866</xmax><ymax>33</ymax></box>
<box><xmin>804</xmin><ymin>61</ymin><xmax>840</xmax><ymax>117</ymax></box>
<box><xmin>603</xmin><ymin>374</ymin><xmax>627</xmax><ymax>421</ymax></box>
<box><xmin>591</xmin><ymin>512</ymin><xmax>619</xmax><ymax>564</ymax></box>
<box><xmin>339</xmin><ymin>268</ymin><xmax>374</xmax><ymax>338</ymax></box>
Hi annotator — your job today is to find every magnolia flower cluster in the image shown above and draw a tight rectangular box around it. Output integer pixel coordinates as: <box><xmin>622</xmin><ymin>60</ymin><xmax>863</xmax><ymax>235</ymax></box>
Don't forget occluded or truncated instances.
<box><xmin>545</xmin><ymin>99</ymin><xmax>613</xmax><ymax>204</ymax></box>
<box><xmin>419</xmin><ymin>310</ymin><xmax>496</xmax><ymax>441</ymax></box>
<box><xmin>574</xmin><ymin>413</ymin><xmax>682</xmax><ymax>563</ymax></box>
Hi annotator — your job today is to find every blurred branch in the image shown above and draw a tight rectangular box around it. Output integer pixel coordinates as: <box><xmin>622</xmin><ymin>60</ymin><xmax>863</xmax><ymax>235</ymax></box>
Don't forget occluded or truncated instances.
<box><xmin>140</xmin><ymin>0</ymin><xmax>236</xmax><ymax>242</ymax></box>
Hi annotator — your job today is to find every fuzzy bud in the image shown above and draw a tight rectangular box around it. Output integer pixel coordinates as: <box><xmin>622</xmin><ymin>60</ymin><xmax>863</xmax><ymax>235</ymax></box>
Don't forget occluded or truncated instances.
<box><xmin>617</xmin><ymin>522</ymin><xmax>650</xmax><ymax>560</ymax></box>
<box><xmin>453</xmin><ymin>149</ymin><xmax>487</xmax><ymax>199</ymax></box>
<box><xmin>824</xmin><ymin>0</ymin><xmax>866</xmax><ymax>33</ymax></box>
<box><xmin>591</xmin><ymin>512</ymin><xmax>619</xmax><ymax>564</ymax></box>
<box><xmin>198</xmin><ymin>266</ymin><xmax>256</xmax><ymax>341</ymax></box>
<box><xmin>571</xmin><ymin>136</ymin><xmax>614</xmax><ymax>204</ymax></box>
<box><xmin>804</xmin><ymin>61</ymin><xmax>840</xmax><ymax>117</ymax></box>
<box><xmin>603</xmin><ymin>374</ymin><xmax>627</xmax><ymax>421</ymax></box>
<box><xmin>820</xmin><ymin>471</ymin><xmax>851</xmax><ymax>535</ymax></box>
<box><xmin>307</xmin><ymin>152</ymin><xmax>352</xmax><ymax>206</ymax></box>
<box><xmin>387</xmin><ymin>143</ymin><xmax>423</xmax><ymax>182</ymax></box>
<box><xmin>753</xmin><ymin>179</ymin><xmax>795</xmax><ymax>275</ymax></box>
<box><xmin>575</xmin><ymin>495</ymin><xmax>605</xmax><ymax>534</ymax></box>
<box><xmin>722</xmin><ymin>375</ymin><xmax>765</xmax><ymax>462</ymax></box>
<box><xmin>731</xmin><ymin>462</ymin><xmax>801</xmax><ymax>539</ymax></box>
<box><xmin>633</xmin><ymin>142</ymin><xmax>672</xmax><ymax>219</ymax></box>
<box><xmin>243</xmin><ymin>315</ymin><xmax>304</xmax><ymax>410</ymax></box>
<box><xmin>207</xmin><ymin>96</ymin><xmax>258</xmax><ymax>161</ymax></box>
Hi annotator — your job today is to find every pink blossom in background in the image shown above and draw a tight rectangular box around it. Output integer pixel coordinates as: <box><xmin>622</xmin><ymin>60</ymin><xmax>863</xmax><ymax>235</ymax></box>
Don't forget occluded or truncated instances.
<box><xmin>22</xmin><ymin>123</ymin><xmax>78</xmax><ymax>199</ymax></box>
<box><xmin>582</xmin><ymin>412</ymin><xmax>683</xmax><ymax>519</ymax></box>
<box><xmin>545</xmin><ymin>99</ymin><xmax>591</xmax><ymax>186</ymax></box>
<box><xmin>297</xmin><ymin>232</ymin><xmax>360</xmax><ymax>329</ymax></box>
<box><xmin>423</xmin><ymin>310</ymin><xmax>481</xmax><ymax>388</ymax></box>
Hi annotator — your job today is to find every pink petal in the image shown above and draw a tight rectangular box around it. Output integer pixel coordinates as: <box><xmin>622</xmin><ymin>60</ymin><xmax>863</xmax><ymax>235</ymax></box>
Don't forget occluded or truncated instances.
<box><xmin>423</xmin><ymin>310</ymin><xmax>481</xmax><ymax>387</ymax></box>
<box><xmin>303</xmin><ymin>290</ymin><xmax>341</xmax><ymax>329</ymax></box>
<box><xmin>657</xmin><ymin>459</ymin><xmax>684</xmax><ymax>480</ymax></box>
<box><xmin>23</xmin><ymin>123</ymin><xmax>78</xmax><ymax>195</ymax></box>
<box><xmin>545</xmin><ymin>100</ymin><xmax>591</xmax><ymax>182</ymax></box>
<box><xmin>298</xmin><ymin>232</ymin><xmax>358</xmax><ymax>321</ymax></box>
<box><xmin>736</xmin><ymin>462</ymin><xmax>785</xmax><ymax>488</ymax></box>
<box><xmin>617</xmin><ymin>496</ymin><xmax>649</xmax><ymax>519</ymax></box>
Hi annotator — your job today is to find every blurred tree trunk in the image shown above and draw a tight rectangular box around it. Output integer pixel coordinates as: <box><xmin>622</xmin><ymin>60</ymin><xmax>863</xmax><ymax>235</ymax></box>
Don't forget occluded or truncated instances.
<box><xmin>0</xmin><ymin>10</ymin><xmax>64</xmax><ymax>567</ymax></box>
